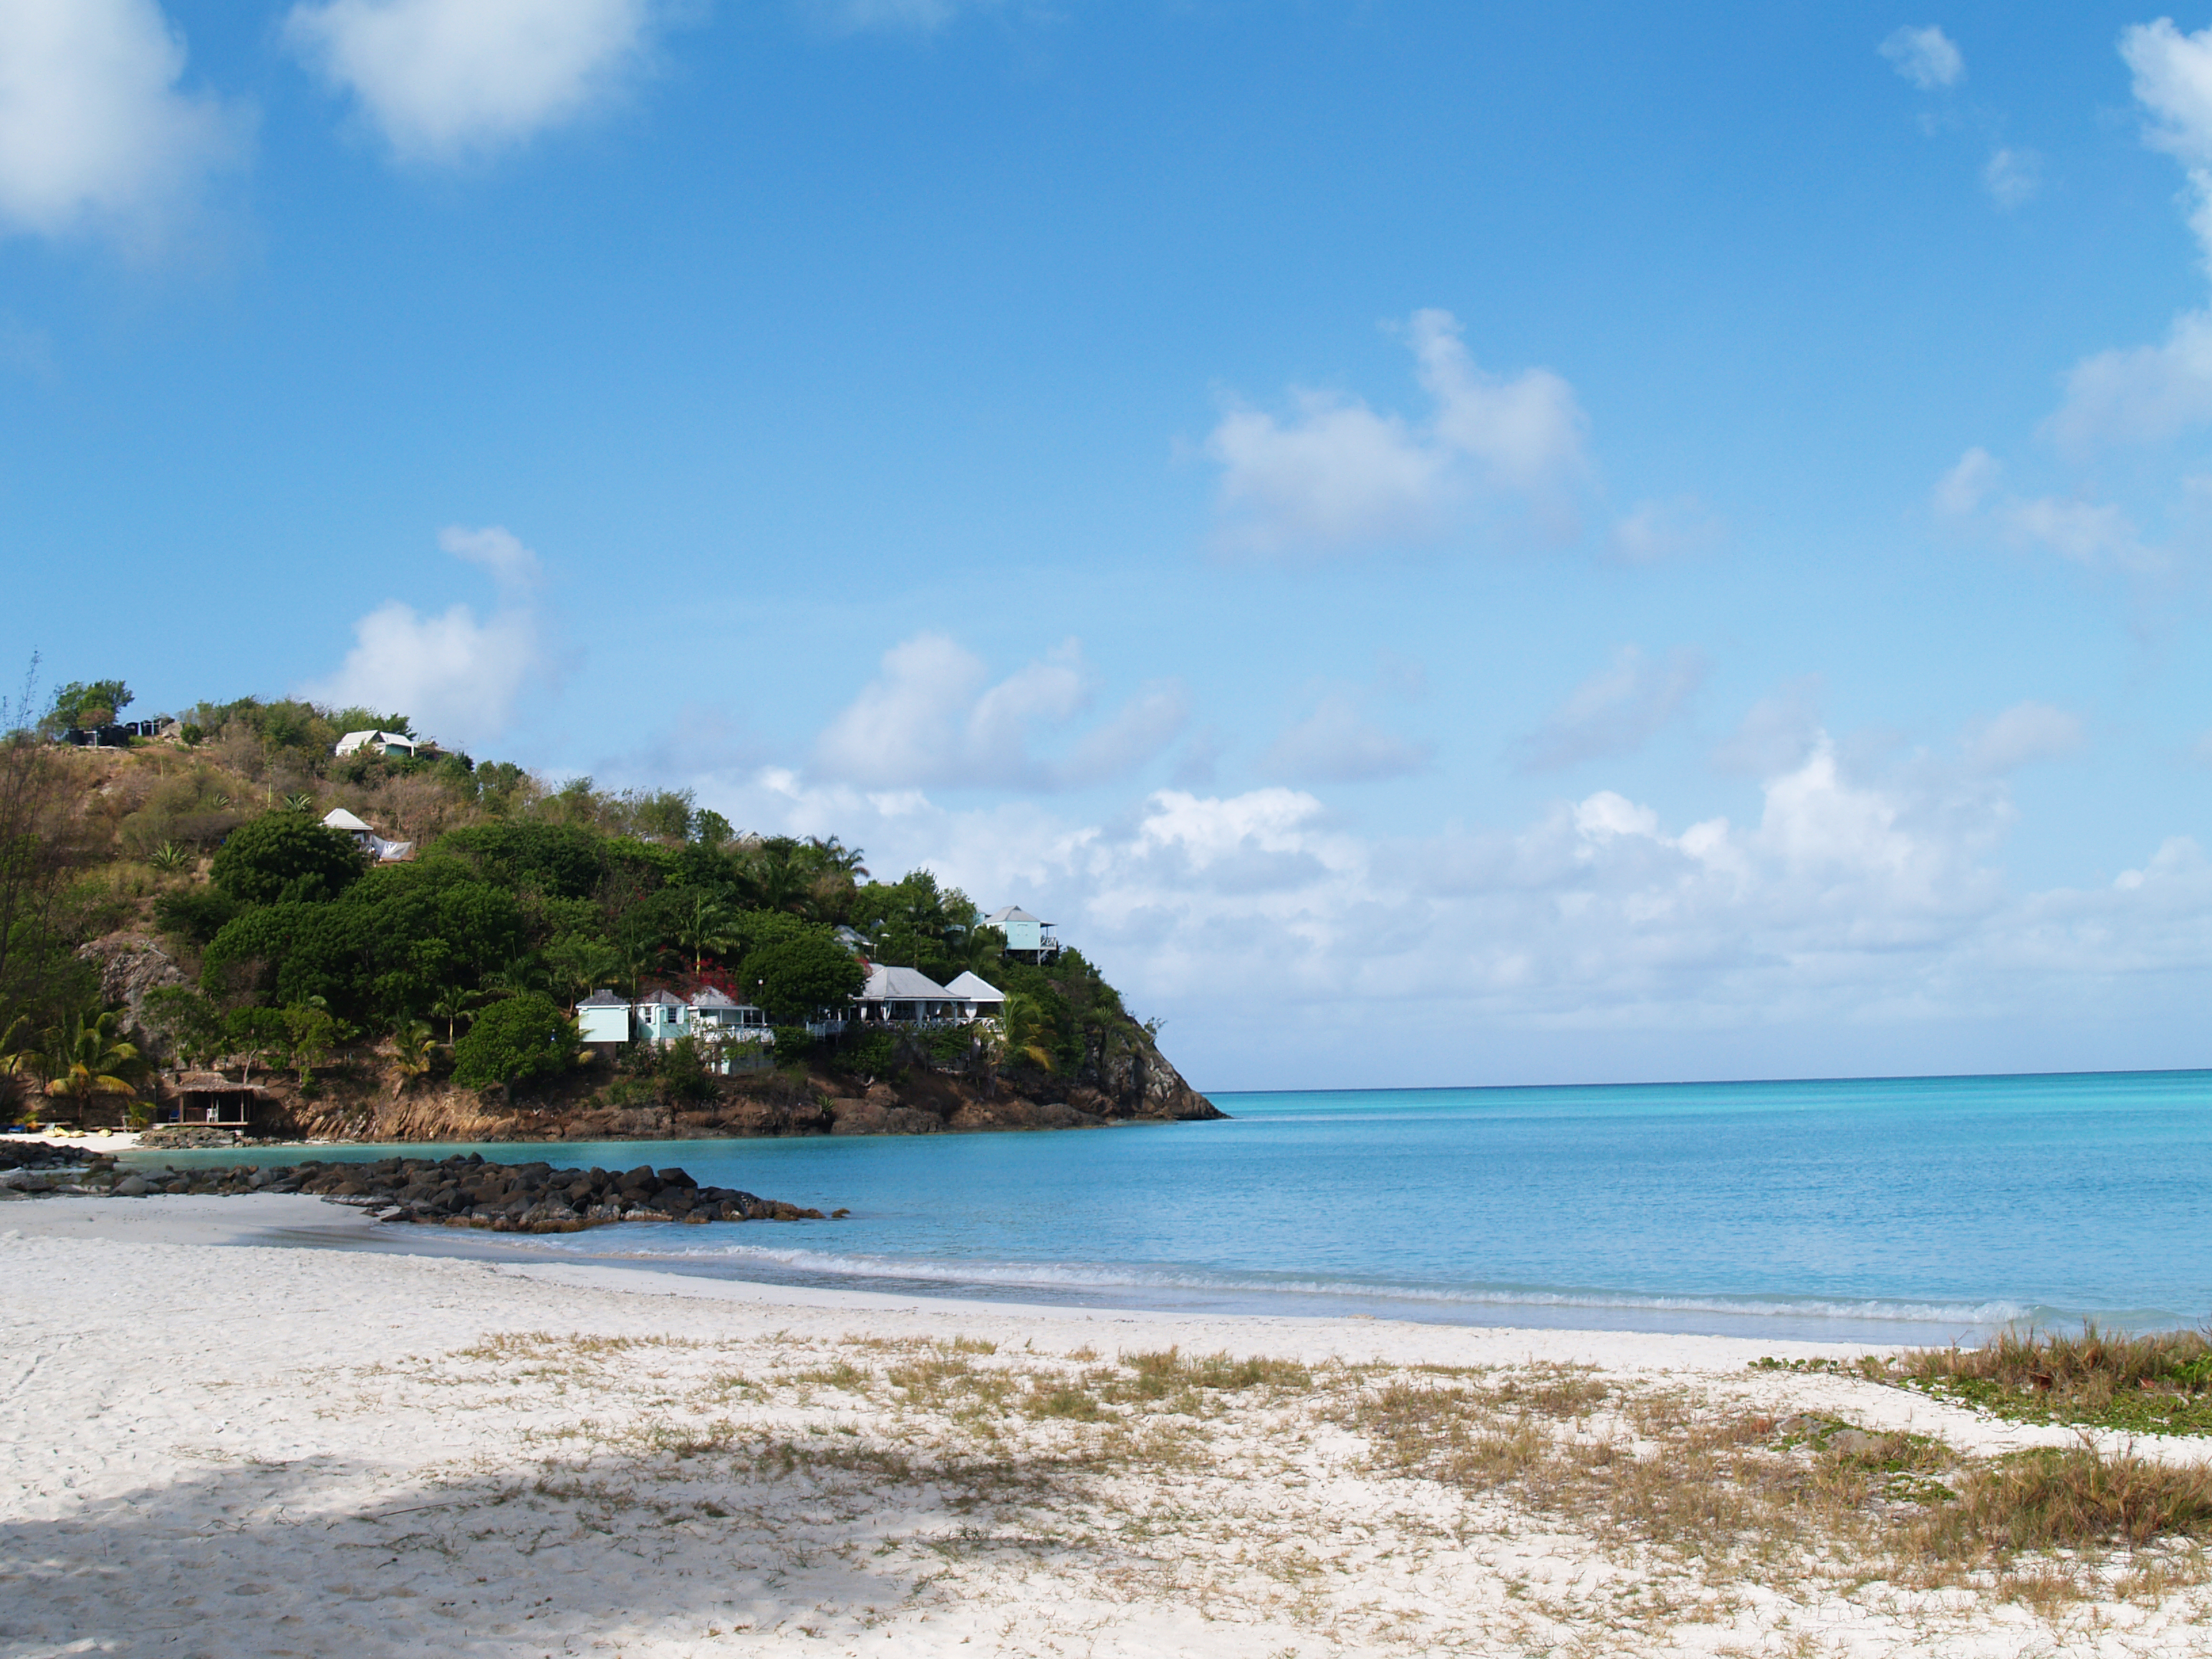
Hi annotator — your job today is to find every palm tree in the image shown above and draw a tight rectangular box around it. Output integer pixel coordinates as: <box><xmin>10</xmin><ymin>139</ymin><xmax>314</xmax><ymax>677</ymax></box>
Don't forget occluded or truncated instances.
<box><xmin>391</xmin><ymin>1021</ymin><xmax>435</xmax><ymax>1097</ymax></box>
<box><xmin>995</xmin><ymin>994</ymin><xmax>1055</xmax><ymax>1073</ymax></box>
<box><xmin>544</xmin><ymin>932</ymin><xmax>623</xmax><ymax>1003</ymax></box>
<box><xmin>1</xmin><ymin>1014</ymin><xmax>45</xmax><ymax>1121</ymax></box>
<box><xmin>673</xmin><ymin>892</ymin><xmax>739</xmax><ymax>975</ymax></box>
<box><xmin>427</xmin><ymin>985</ymin><xmax>482</xmax><ymax>1045</ymax></box>
<box><xmin>43</xmin><ymin>1008</ymin><xmax>140</xmax><ymax>1124</ymax></box>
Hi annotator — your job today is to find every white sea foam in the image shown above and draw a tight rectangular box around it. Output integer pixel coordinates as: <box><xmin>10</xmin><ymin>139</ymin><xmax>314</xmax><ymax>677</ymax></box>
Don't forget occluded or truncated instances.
<box><xmin>528</xmin><ymin>1234</ymin><xmax>2048</xmax><ymax>1328</ymax></box>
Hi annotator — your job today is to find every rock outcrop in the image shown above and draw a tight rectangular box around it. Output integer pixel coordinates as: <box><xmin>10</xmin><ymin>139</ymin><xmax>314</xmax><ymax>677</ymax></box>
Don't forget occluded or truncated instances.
<box><xmin>92</xmin><ymin>1152</ymin><xmax>828</xmax><ymax>1232</ymax></box>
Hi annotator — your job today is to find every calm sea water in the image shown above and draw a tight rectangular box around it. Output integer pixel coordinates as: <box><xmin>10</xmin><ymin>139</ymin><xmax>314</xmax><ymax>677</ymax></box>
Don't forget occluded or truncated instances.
<box><xmin>128</xmin><ymin>1070</ymin><xmax>2212</xmax><ymax>1343</ymax></box>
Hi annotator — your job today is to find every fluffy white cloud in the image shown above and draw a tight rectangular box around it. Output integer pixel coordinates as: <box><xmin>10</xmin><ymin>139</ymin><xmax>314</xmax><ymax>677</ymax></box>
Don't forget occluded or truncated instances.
<box><xmin>0</xmin><ymin>0</ymin><xmax>248</xmax><ymax>243</ymax></box>
<box><xmin>1204</xmin><ymin>309</ymin><xmax>1591</xmax><ymax>556</ymax></box>
<box><xmin>1260</xmin><ymin>693</ymin><xmax>1429</xmax><ymax>785</ymax></box>
<box><xmin>1963</xmin><ymin>701</ymin><xmax>2085</xmax><ymax>774</ymax></box>
<box><xmin>302</xmin><ymin>525</ymin><xmax>557</xmax><ymax>747</ymax></box>
<box><xmin>284</xmin><ymin>0</ymin><xmax>657</xmax><ymax>162</ymax></box>
<box><xmin>811</xmin><ymin>633</ymin><xmax>1187</xmax><ymax>792</ymax></box>
<box><xmin>1932</xmin><ymin>448</ymin><xmax>2159</xmax><ymax>571</ymax></box>
<box><xmin>1513</xmin><ymin>645</ymin><xmax>1707</xmax><ymax>774</ymax></box>
<box><xmin>1879</xmin><ymin>25</ymin><xmax>1964</xmax><ymax>90</ymax></box>
<box><xmin>1983</xmin><ymin>146</ymin><xmax>2041</xmax><ymax>209</ymax></box>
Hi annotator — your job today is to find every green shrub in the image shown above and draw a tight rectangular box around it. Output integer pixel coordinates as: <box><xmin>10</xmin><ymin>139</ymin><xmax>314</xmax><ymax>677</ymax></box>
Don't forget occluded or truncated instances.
<box><xmin>452</xmin><ymin>992</ymin><xmax>578</xmax><ymax>1089</ymax></box>
<box><xmin>210</xmin><ymin>813</ymin><xmax>364</xmax><ymax>906</ymax></box>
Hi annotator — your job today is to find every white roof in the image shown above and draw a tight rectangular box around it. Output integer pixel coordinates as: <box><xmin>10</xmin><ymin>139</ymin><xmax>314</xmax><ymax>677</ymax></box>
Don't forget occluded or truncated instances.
<box><xmin>335</xmin><ymin>729</ymin><xmax>416</xmax><ymax>755</ymax></box>
<box><xmin>689</xmin><ymin>988</ymin><xmax>743</xmax><ymax>1009</ymax></box>
<box><xmin>859</xmin><ymin>965</ymin><xmax>952</xmax><ymax>1001</ymax></box>
<box><xmin>322</xmin><ymin>807</ymin><xmax>373</xmax><ymax>833</ymax></box>
<box><xmin>945</xmin><ymin>971</ymin><xmax>1005</xmax><ymax>1002</ymax></box>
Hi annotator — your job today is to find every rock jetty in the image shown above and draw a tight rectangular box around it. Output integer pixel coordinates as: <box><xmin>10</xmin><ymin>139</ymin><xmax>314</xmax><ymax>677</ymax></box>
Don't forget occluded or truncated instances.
<box><xmin>101</xmin><ymin>1153</ymin><xmax>830</xmax><ymax>1233</ymax></box>
<box><xmin>0</xmin><ymin>1141</ymin><xmax>108</xmax><ymax>1192</ymax></box>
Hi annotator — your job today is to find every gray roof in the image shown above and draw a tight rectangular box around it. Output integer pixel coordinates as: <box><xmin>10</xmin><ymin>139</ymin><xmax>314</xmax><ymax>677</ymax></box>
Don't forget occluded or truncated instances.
<box><xmin>688</xmin><ymin>988</ymin><xmax>741</xmax><ymax>1009</ymax></box>
<box><xmin>983</xmin><ymin>906</ymin><xmax>1042</xmax><ymax>926</ymax></box>
<box><xmin>578</xmin><ymin>988</ymin><xmax>626</xmax><ymax>1008</ymax></box>
<box><xmin>859</xmin><ymin>965</ymin><xmax>952</xmax><ymax>1001</ymax></box>
<box><xmin>945</xmin><ymin>971</ymin><xmax>1005</xmax><ymax>1002</ymax></box>
<box><xmin>638</xmin><ymin>989</ymin><xmax>686</xmax><ymax>1007</ymax></box>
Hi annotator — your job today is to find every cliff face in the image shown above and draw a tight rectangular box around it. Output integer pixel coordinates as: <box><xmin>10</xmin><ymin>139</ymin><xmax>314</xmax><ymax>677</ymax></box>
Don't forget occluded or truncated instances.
<box><xmin>252</xmin><ymin>1020</ymin><xmax>1222</xmax><ymax>1144</ymax></box>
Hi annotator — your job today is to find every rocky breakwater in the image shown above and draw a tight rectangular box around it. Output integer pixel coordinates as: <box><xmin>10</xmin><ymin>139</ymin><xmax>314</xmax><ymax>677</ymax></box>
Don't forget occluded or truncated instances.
<box><xmin>248</xmin><ymin>1154</ymin><xmax>831</xmax><ymax>1233</ymax></box>
<box><xmin>0</xmin><ymin>1140</ymin><xmax>112</xmax><ymax>1195</ymax></box>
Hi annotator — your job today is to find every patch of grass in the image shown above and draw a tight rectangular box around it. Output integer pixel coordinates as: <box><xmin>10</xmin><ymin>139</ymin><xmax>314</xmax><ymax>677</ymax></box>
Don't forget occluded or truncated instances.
<box><xmin>1889</xmin><ymin>1325</ymin><xmax>2212</xmax><ymax>1436</ymax></box>
<box><xmin>1916</xmin><ymin>1445</ymin><xmax>2212</xmax><ymax>1553</ymax></box>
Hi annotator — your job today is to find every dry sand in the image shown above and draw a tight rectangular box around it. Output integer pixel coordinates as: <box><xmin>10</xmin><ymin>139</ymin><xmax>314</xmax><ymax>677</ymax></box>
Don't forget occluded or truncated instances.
<box><xmin>5</xmin><ymin>1194</ymin><xmax>2211</xmax><ymax>1657</ymax></box>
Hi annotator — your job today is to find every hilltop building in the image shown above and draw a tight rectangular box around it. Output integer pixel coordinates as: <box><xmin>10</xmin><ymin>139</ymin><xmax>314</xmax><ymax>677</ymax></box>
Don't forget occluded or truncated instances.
<box><xmin>321</xmin><ymin>807</ymin><xmax>415</xmax><ymax>863</ymax></box>
<box><xmin>983</xmin><ymin>905</ymin><xmax>1058</xmax><ymax>963</ymax></box>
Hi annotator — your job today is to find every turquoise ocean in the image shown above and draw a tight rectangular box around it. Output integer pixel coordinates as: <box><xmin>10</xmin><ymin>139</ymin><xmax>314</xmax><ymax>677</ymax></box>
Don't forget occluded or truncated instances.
<box><xmin>134</xmin><ymin>1068</ymin><xmax>2212</xmax><ymax>1344</ymax></box>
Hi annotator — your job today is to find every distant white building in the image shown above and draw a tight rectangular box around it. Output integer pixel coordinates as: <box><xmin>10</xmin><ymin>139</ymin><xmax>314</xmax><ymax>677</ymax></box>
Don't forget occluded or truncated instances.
<box><xmin>334</xmin><ymin>729</ymin><xmax>419</xmax><ymax>760</ymax></box>
<box><xmin>322</xmin><ymin>806</ymin><xmax>414</xmax><ymax>863</ymax></box>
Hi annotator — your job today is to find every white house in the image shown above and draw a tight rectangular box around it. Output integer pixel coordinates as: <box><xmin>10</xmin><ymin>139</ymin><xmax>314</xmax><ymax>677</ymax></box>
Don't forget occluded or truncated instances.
<box><xmin>334</xmin><ymin>729</ymin><xmax>419</xmax><ymax>760</ymax></box>
<box><xmin>687</xmin><ymin>987</ymin><xmax>773</xmax><ymax>1044</ymax></box>
<box><xmin>853</xmin><ymin>965</ymin><xmax>964</xmax><ymax>1024</ymax></box>
<box><xmin>944</xmin><ymin>970</ymin><xmax>1006</xmax><ymax>1022</ymax></box>
<box><xmin>322</xmin><ymin>806</ymin><xmax>415</xmax><ymax>863</ymax></box>
<box><xmin>983</xmin><ymin>906</ymin><xmax>1058</xmax><ymax>962</ymax></box>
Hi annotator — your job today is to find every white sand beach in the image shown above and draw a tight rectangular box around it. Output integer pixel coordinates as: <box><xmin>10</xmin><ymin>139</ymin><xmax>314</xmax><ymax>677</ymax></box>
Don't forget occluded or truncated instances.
<box><xmin>5</xmin><ymin>1194</ymin><xmax>2212</xmax><ymax>1657</ymax></box>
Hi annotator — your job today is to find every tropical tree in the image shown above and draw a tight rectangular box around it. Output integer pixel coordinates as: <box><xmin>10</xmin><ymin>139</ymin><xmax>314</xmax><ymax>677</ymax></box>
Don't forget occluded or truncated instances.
<box><xmin>543</xmin><ymin>932</ymin><xmax>623</xmax><ymax>1002</ymax></box>
<box><xmin>0</xmin><ymin>1013</ymin><xmax>43</xmax><ymax>1121</ymax></box>
<box><xmin>224</xmin><ymin>1006</ymin><xmax>289</xmax><ymax>1084</ymax></box>
<box><xmin>391</xmin><ymin>1021</ymin><xmax>436</xmax><ymax>1096</ymax></box>
<box><xmin>209</xmin><ymin>813</ymin><xmax>363</xmax><ymax>906</ymax></box>
<box><xmin>672</xmin><ymin>892</ymin><xmax>739</xmax><ymax>975</ymax></box>
<box><xmin>140</xmin><ymin>986</ymin><xmax>225</xmax><ymax>1071</ymax></box>
<box><xmin>452</xmin><ymin>992</ymin><xmax>578</xmax><ymax>1089</ymax></box>
<box><xmin>42</xmin><ymin>1008</ymin><xmax>140</xmax><ymax>1122</ymax></box>
<box><xmin>281</xmin><ymin>1003</ymin><xmax>339</xmax><ymax>1085</ymax></box>
<box><xmin>995</xmin><ymin>993</ymin><xmax>1056</xmax><ymax>1072</ymax></box>
<box><xmin>427</xmin><ymin>985</ymin><xmax>482</xmax><ymax>1045</ymax></box>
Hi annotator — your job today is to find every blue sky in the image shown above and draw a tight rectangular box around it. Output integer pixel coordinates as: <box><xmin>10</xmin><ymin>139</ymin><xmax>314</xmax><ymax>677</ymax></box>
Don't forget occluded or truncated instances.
<box><xmin>10</xmin><ymin>2</ymin><xmax>2212</xmax><ymax>1089</ymax></box>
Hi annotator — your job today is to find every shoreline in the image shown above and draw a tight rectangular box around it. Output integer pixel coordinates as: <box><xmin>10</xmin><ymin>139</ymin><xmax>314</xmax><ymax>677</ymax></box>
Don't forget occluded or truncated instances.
<box><xmin>10</xmin><ymin>1193</ymin><xmax>2212</xmax><ymax>1656</ymax></box>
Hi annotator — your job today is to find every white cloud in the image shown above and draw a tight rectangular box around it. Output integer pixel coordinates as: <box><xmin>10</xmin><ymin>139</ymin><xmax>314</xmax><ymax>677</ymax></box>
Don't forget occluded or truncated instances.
<box><xmin>812</xmin><ymin>633</ymin><xmax>1187</xmax><ymax>792</ymax></box>
<box><xmin>1932</xmin><ymin>448</ymin><xmax>2159</xmax><ymax>571</ymax></box>
<box><xmin>1983</xmin><ymin>146</ymin><xmax>2041</xmax><ymax>209</ymax></box>
<box><xmin>652</xmin><ymin>685</ymin><xmax>2212</xmax><ymax>1083</ymax></box>
<box><xmin>284</xmin><ymin>0</ymin><xmax>657</xmax><ymax>163</ymax></box>
<box><xmin>1513</xmin><ymin>645</ymin><xmax>1707</xmax><ymax>774</ymax></box>
<box><xmin>1879</xmin><ymin>25</ymin><xmax>1964</xmax><ymax>91</ymax></box>
<box><xmin>1963</xmin><ymin>701</ymin><xmax>2085</xmax><ymax>773</ymax></box>
<box><xmin>1607</xmin><ymin>495</ymin><xmax>1722</xmax><ymax>562</ymax></box>
<box><xmin>302</xmin><ymin>524</ymin><xmax>557</xmax><ymax>747</ymax></box>
<box><xmin>2046</xmin><ymin>309</ymin><xmax>2212</xmax><ymax>454</ymax></box>
<box><xmin>1260</xmin><ymin>693</ymin><xmax>1430</xmax><ymax>785</ymax></box>
<box><xmin>0</xmin><ymin>0</ymin><xmax>249</xmax><ymax>244</ymax></box>
<box><xmin>1204</xmin><ymin>308</ymin><xmax>1591</xmax><ymax>556</ymax></box>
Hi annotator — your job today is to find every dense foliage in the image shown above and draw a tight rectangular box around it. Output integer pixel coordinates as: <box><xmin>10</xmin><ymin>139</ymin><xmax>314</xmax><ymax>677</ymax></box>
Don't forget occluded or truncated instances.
<box><xmin>0</xmin><ymin>668</ymin><xmax>1161</xmax><ymax>1118</ymax></box>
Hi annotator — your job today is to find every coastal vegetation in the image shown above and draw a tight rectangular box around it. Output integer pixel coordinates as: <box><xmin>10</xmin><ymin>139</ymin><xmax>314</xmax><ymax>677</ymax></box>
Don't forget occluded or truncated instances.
<box><xmin>1757</xmin><ymin>1325</ymin><xmax>2212</xmax><ymax>1439</ymax></box>
<box><xmin>0</xmin><ymin>665</ymin><xmax>1207</xmax><ymax>1136</ymax></box>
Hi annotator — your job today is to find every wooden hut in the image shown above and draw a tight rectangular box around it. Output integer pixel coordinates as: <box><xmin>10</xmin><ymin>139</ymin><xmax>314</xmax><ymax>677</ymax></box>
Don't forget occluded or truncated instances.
<box><xmin>157</xmin><ymin>1072</ymin><xmax>270</xmax><ymax>1129</ymax></box>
